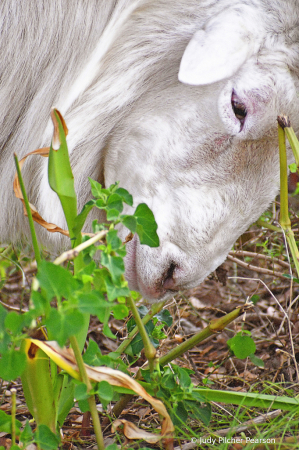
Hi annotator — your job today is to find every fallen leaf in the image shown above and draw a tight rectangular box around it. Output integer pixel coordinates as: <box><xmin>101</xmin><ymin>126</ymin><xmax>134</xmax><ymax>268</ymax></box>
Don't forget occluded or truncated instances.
<box><xmin>28</xmin><ymin>339</ymin><xmax>174</xmax><ymax>444</ymax></box>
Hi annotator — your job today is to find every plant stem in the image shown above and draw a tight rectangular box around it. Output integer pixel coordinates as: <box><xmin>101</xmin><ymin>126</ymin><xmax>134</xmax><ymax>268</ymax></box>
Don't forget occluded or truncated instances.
<box><xmin>278</xmin><ymin>121</ymin><xmax>291</xmax><ymax>229</ymax></box>
<box><xmin>126</xmin><ymin>296</ymin><xmax>158</xmax><ymax>373</ymax></box>
<box><xmin>69</xmin><ymin>336</ymin><xmax>105</xmax><ymax>450</ymax></box>
<box><xmin>14</xmin><ymin>154</ymin><xmax>41</xmax><ymax>265</ymax></box>
<box><xmin>117</xmin><ymin>301</ymin><xmax>165</xmax><ymax>354</ymax></box>
<box><xmin>277</xmin><ymin>117</ymin><xmax>299</xmax><ymax>277</ymax></box>
<box><xmin>255</xmin><ymin>219</ymin><xmax>281</xmax><ymax>232</ymax></box>
<box><xmin>11</xmin><ymin>388</ymin><xmax>16</xmax><ymax>446</ymax></box>
<box><xmin>159</xmin><ymin>306</ymin><xmax>247</xmax><ymax>367</ymax></box>
<box><xmin>53</xmin><ymin>230</ymin><xmax>107</xmax><ymax>266</ymax></box>
<box><xmin>112</xmin><ymin>305</ymin><xmax>249</xmax><ymax>417</ymax></box>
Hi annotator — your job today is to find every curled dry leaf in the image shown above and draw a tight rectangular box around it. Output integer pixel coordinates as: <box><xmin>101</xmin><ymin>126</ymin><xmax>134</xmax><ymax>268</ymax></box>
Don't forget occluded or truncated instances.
<box><xmin>13</xmin><ymin>146</ymin><xmax>70</xmax><ymax>237</ymax></box>
<box><xmin>28</xmin><ymin>339</ymin><xmax>174</xmax><ymax>443</ymax></box>
<box><xmin>13</xmin><ymin>109</ymin><xmax>71</xmax><ymax>237</ymax></box>
<box><xmin>112</xmin><ymin>419</ymin><xmax>161</xmax><ymax>443</ymax></box>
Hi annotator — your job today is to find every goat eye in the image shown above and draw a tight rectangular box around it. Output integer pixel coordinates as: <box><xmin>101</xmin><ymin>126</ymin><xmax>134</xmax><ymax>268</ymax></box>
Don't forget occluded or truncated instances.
<box><xmin>231</xmin><ymin>91</ymin><xmax>247</xmax><ymax>126</ymax></box>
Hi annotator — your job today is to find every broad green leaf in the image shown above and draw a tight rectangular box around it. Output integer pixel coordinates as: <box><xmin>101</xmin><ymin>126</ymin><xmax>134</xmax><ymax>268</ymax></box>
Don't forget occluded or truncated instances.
<box><xmin>45</xmin><ymin>308</ymin><xmax>84</xmax><ymax>347</ymax></box>
<box><xmin>0</xmin><ymin>348</ymin><xmax>26</xmax><ymax>381</ymax></box>
<box><xmin>74</xmin><ymin>382</ymin><xmax>88</xmax><ymax>401</ymax></box>
<box><xmin>172</xmin><ymin>401</ymin><xmax>188</xmax><ymax>426</ymax></box>
<box><xmin>112</xmin><ymin>303</ymin><xmax>129</xmax><ymax>320</ymax></box>
<box><xmin>161</xmin><ymin>374</ymin><xmax>176</xmax><ymax>390</ymax></box>
<box><xmin>101</xmin><ymin>253</ymin><xmax>125</xmax><ymax>283</ymax></box>
<box><xmin>37</xmin><ymin>261</ymin><xmax>79</xmax><ymax>301</ymax></box>
<box><xmin>97</xmin><ymin>380</ymin><xmax>114</xmax><ymax>409</ymax></box>
<box><xmin>134</xmin><ymin>203</ymin><xmax>159</xmax><ymax>247</ymax></box>
<box><xmin>89</xmin><ymin>178</ymin><xmax>104</xmax><ymax>198</ymax></box>
<box><xmin>106</xmin><ymin>229</ymin><xmax>122</xmax><ymax>251</ymax></box>
<box><xmin>106</xmin><ymin>193</ymin><xmax>123</xmax><ymax>213</ymax></box>
<box><xmin>4</xmin><ymin>311</ymin><xmax>25</xmax><ymax>335</ymax></box>
<box><xmin>106</xmin><ymin>208</ymin><xmax>121</xmax><ymax>221</ymax></box>
<box><xmin>115</xmin><ymin>187</ymin><xmax>133</xmax><ymax>206</ymax></box>
<box><xmin>103</xmin><ymin>323</ymin><xmax>116</xmax><ymax>340</ymax></box>
<box><xmin>34</xmin><ymin>424</ymin><xmax>61</xmax><ymax>450</ymax></box>
<box><xmin>188</xmin><ymin>402</ymin><xmax>212</xmax><ymax>425</ymax></box>
<box><xmin>249</xmin><ymin>354</ymin><xmax>265</xmax><ymax>368</ymax></box>
<box><xmin>77</xmin><ymin>291</ymin><xmax>107</xmax><ymax>315</ymax></box>
<box><xmin>73</xmin><ymin>200</ymin><xmax>95</xmax><ymax>236</ymax></box>
<box><xmin>105</xmin><ymin>276</ymin><xmax>130</xmax><ymax>301</ymax></box>
<box><xmin>78</xmin><ymin>398</ymin><xmax>90</xmax><ymax>413</ymax></box>
<box><xmin>31</xmin><ymin>290</ymin><xmax>50</xmax><ymax>316</ymax></box>
<box><xmin>121</xmin><ymin>214</ymin><xmax>137</xmax><ymax>233</ymax></box>
<box><xmin>0</xmin><ymin>410</ymin><xmax>21</xmax><ymax>434</ymax></box>
<box><xmin>227</xmin><ymin>334</ymin><xmax>256</xmax><ymax>359</ymax></box>
<box><xmin>106</xmin><ymin>445</ymin><xmax>119</xmax><ymax>450</ymax></box>
<box><xmin>20</xmin><ymin>420</ymin><xmax>33</xmax><ymax>446</ymax></box>
<box><xmin>155</xmin><ymin>309</ymin><xmax>173</xmax><ymax>327</ymax></box>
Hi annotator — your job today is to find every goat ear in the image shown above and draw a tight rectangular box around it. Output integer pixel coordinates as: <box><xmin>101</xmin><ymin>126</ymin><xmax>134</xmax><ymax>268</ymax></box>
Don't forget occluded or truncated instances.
<box><xmin>178</xmin><ymin>7</ymin><xmax>263</xmax><ymax>86</ymax></box>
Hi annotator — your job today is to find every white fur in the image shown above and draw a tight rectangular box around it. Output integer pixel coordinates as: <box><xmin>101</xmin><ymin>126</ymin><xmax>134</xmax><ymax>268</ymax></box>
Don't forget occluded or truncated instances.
<box><xmin>0</xmin><ymin>0</ymin><xmax>298</xmax><ymax>301</ymax></box>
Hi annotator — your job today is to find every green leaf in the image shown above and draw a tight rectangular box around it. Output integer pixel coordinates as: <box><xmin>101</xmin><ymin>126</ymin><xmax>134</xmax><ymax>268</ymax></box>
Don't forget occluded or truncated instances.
<box><xmin>73</xmin><ymin>200</ymin><xmax>95</xmax><ymax>236</ymax></box>
<box><xmin>249</xmin><ymin>354</ymin><xmax>265</xmax><ymax>368</ymax></box>
<box><xmin>77</xmin><ymin>291</ymin><xmax>108</xmax><ymax>315</ymax></box>
<box><xmin>37</xmin><ymin>261</ymin><xmax>79</xmax><ymax>301</ymax></box>
<box><xmin>74</xmin><ymin>382</ymin><xmax>89</xmax><ymax>401</ymax></box>
<box><xmin>161</xmin><ymin>373</ymin><xmax>176</xmax><ymax>390</ymax></box>
<box><xmin>106</xmin><ymin>229</ymin><xmax>123</xmax><ymax>251</ymax></box>
<box><xmin>104</xmin><ymin>275</ymin><xmax>130</xmax><ymax>301</ymax></box>
<box><xmin>34</xmin><ymin>424</ymin><xmax>61</xmax><ymax>450</ymax></box>
<box><xmin>227</xmin><ymin>334</ymin><xmax>256</xmax><ymax>359</ymax></box>
<box><xmin>121</xmin><ymin>214</ymin><xmax>137</xmax><ymax>233</ymax></box>
<box><xmin>134</xmin><ymin>203</ymin><xmax>159</xmax><ymax>247</ymax></box>
<box><xmin>106</xmin><ymin>208</ymin><xmax>121</xmax><ymax>221</ymax></box>
<box><xmin>155</xmin><ymin>309</ymin><xmax>173</xmax><ymax>327</ymax></box>
<box><xmin>89</xmin><ymin>178</ymin><xmax>104</xmax><ymax>198</ymax></box>
<box><xmin>112</xmin><ymin>303</ymin><xmax>129</xmax><ymax>320</ymax></box>
<box><xmin>20</xmin><ymin>420</ymin><xmax>33</xmax><ymax>446</ymax></box>
<box><xmin>78</xmin><ymin>398</ymin><xmax>90</xmax><ymax>413</ymax></box>
<box><xmin>289</xmin><ymin>163</ymin><xmax>297</xmax><ymax>173</ymax></box>
<box><xmin>103</xmin><ymin>323</ymin><xmax>116</xmax><ymax>340</ymax></box>
<box><xmin>0</xmin><ymin>410</ymin><xmax>21</xmax><ymax>434</ymax></box>
<box><xmin>107</xmin><ymin>193</ymin><xmax>123</xmax><ymax>213</ymax></box>
<box><xmin>45</xmin><ymin>308</ymin><xmax>84</xmax><ymax>347</ymax></box>
<box><xmin>101</xmin><ymin>253</ymin><xmax>125</xmax><ymax>283</ymax></box>
<box><xmin>56</xmin><ymin>374</ymin><xmax>74</xmax><ymax>428</ymax></box>
<box><xmin>172</xmin><ymin>401</ymin><xmax>188</xmax><ymax>426</ymax></box>
<box><xmin>0</xmin><ymin>348</ymin><xmax>26</xmax><ymax>381</ymax></box>
<box><xmin>106</xmin><ymin>445</ymin><xmax>119</xmax><ymax>450</ymax></box>
<box><xmin>48</xmin><ymin>110</ymin><xmax>79</xmax><ymax>244</ymax></box>
<box><xmin>4</xmin><ymin>311</ymin><xmax>25</xmax><ymax>335</ymax></box>
<box><xmin>176</xmin><ymin>366</ymin><xmax>192</xmax><ymax>388</ymax></box>
<box><xmin>115</xmin><ymin>187</ymin><xmax>133</xmax><ymax>206</ymax></box>
<box><xmin>189</xmin><ymin>402</ymin><xmax>212</xmax><ymax>426</ymax></box>
<box><xmin>31</xmin><ymin>290</ymin><xmax>50</xmax><ymax>316</ymax></box>
<box><xmin>96</xmin><ymin>381</ymin><xmax>114</xmax><ymax>409</ymax></box>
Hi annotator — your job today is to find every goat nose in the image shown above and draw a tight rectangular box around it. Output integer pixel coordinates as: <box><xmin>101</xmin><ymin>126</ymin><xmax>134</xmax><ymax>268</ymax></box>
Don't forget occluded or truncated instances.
<box><xmin>162</xmin><ymin>262</ymin><xmax>180</xmax><ymax>291</ymax></box>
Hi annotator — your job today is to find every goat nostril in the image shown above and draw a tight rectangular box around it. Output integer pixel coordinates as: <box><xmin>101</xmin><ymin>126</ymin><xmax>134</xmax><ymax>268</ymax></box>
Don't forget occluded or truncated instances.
<box><xmin>231</xmin><ymin>90</ymin><xmax>247</xmax><ymax>130</ymax></box>
<box><xmin>162</xmin><ymin>262</ymin><xmax>179</xmax><ymax>291</ymax></box>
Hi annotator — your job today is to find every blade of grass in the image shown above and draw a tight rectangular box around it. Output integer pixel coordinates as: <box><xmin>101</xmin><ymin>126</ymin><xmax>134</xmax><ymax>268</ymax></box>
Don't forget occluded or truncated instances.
<box><xmin>194</xmin><ymin>388</ymin><xmax>299</xmax><ymax>411</ymax></box>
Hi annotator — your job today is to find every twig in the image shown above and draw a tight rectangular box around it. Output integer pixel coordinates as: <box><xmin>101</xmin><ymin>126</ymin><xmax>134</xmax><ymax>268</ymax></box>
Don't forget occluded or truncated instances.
<box><xmin>229</xmin><ymin>251</ymin><xmax>290</xmax><ymax>269</ymax></box>
<box><xmin>215</xmin><ymin>409</ymin><xmax>282</xmax><ymax>436</ymax></box>
<box><xmin>53</xmin><ymin>230</ymin><xmax>107</xmax><ymax>265</ymax></box>
<box><xmin>227</xmin><ymin>255</ymin><xmax>286</xmax><ymax>279</ymax></box>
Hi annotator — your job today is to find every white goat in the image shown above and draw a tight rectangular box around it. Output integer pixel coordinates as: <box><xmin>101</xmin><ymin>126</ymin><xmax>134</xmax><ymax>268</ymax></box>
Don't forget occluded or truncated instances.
<box><xmin>0</xmin><ymin>0</ymin><xmax>298</xmax><ymax>300</ymax></box>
